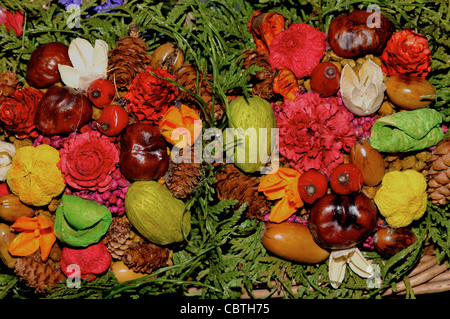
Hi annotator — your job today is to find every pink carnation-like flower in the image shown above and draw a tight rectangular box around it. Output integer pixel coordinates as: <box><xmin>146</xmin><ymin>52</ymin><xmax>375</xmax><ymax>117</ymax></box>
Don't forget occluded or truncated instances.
<box><xmin>58</xmin><ymin>130</ymin><xmax>120</xmax><ymax>193</ymax></box>
<box><xmin>268</xmin><ymin>23</ymin><xmax>326</xmax><ymax>79</ymax></box>
<box><xmin>277</xmin><ymin>92</ymin><xmax>356</xmax><ymax>177</ymax></box>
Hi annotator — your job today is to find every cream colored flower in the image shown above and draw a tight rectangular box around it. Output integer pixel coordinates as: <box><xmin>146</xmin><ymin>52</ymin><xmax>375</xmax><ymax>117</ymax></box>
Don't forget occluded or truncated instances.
<box><xmin>328</xmin><ymin>247</ymin><xmax>377</xmax><ymax>289</ymax></box>
<box><xmin>0</xmin><ymin>140</ymin><xmax>15</xmax><ymax>181</ymax></box>
<box><xmin>58</xmin><ymin>38</ymin><xmax>108</xmax><ymax>91</ymax></box>
<box><xmin>340</xmin><ymin>58</ymin><xmax>385</xmax><ymax>116</ymax></box>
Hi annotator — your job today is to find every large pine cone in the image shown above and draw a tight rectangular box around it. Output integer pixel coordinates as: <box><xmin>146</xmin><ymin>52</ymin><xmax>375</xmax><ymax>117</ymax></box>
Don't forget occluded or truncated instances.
<box><xmin>240</xmin><ymin>49</ymin><xmax>274</xmax><ymax>99</ymax></box>
<box><xmin>104</xmin><ymin>216</ymin><xmax>133</xmax><ymax>260</ymax></box>
<box><xmin>122</xmin><ymin>241</ymin><xmax>170</xmax><ymax>274</ymax></box>
<box><xmin>425</xmin><ymin>138</ymin><xmax>450</xmax><ymax>206</ymax></box>
<box><xmin>215</xmin><ymin>164</ymin><xmax>271</xmax><ymax>220</ymax></box>
<box><xmin>14</xmin><ymin>253</ymin><xmax>65</xmax><ymax>294</ymax></box>
<box><xmin>0</xmin><ymin>70</ymin><xmax>19</xmax><ymax>103</ymax></box>
<box><xmin>174</xmin><ymin>63</ymin><xmax>226</xmax><ymax>121</ymax></box>
<box><xmin>107</xmin><ymin>23</ymin><xmax>151</xmax><ymax>91</ymax></box>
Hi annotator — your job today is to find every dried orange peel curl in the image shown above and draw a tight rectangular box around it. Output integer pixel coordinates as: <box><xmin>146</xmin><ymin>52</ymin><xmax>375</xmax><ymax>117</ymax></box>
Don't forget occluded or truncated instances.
<box><xmin>8</xmin><ymin>215</ymin><xmax>56</xmax><ymax>262</ymax></box>
<box><xmin>258</xmin><ymin>167</ymin><xmax>303</xmax><ymax>223</ymax></box>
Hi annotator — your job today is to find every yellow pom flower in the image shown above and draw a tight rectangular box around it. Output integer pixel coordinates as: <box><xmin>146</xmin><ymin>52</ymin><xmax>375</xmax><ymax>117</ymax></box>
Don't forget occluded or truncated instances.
<box><xmin>6</xmin><ymin>144</ymin><xmax>65</xmax><ymax>206</ymax></box>
<box><xmin>374</xmin><ymin>170</ymin><xmax>427</xmax><ymax>228</ymax></box>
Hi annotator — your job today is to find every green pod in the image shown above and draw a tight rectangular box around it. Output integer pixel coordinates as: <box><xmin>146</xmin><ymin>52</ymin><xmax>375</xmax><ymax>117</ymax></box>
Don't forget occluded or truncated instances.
<box><xmin>125</xmin><ymin>181</ymin><xmax>191</xmax><ymax>246</ymax></box>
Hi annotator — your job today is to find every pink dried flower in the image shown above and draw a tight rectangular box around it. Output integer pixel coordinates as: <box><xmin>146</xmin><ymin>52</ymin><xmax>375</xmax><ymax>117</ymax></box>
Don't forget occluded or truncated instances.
<box><xmin>277</xmin><ymin>92</ymin><xmax>356</xmax><ymax>177</ymax></box>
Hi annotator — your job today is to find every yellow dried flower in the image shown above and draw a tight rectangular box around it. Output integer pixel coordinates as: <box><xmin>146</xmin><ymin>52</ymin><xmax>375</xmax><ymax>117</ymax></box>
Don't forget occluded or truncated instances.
<box><xmin>6</xmin><ymin>144</ymin><xmax>65</xmax><ymax>206</ymax></box>
<box><xmin>374</xmin><ymin>170</ymin><xmax>427</xmax><ymax>227</ymax></box>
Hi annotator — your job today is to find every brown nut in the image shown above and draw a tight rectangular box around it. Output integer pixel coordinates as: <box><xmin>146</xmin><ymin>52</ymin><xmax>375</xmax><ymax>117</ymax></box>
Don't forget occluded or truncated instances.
<box><xmin>261</xmin><ymin>221</ymin><xmax>330</xmax><ymax>263</ymax></box>
<box><xmin>0</xmin><ymin>194</ymin><xmax>34</xmax><ymax>222</ymax></box>
<box><xmin>350</xmin><ymin>138</ymin><xmax>385</xmax><ymax>186</ymax></box>
<box><xmin>0</xmin><ymin>223</ymin><xmax>17</xmax><ymax>268</ymax></box>
<box><xmin>149</xmin><ymin>42</ymin><xmax>184</xmax><ymax>75</ymax></box>
<box><xmin>110</xmin><ymin>260</ymin><xmax>147</xmax><ymax>283</ymax></box>
<box><xmin>373</xmin><ymin>226</ymin><xmax>417</xmax><ymax>257</ymax></box>
<box><xmin>385</xmin><ymin>75</ymin><xmax>435</xmax><ymax>110</ymax></box>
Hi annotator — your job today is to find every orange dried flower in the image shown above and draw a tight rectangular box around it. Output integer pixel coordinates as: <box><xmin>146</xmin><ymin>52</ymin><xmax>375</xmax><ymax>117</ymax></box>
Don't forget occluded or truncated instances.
<box><xmin>258</xmin><ymin>167</ymin><xmax>303</xmax><ymax>223</ymax></box>
<box><xmin>272</xmin><ymin>67</ymin><xmax>299</xmax><ymax>100</ymax></box>
<box><xmin>8</xmin><ymin>215</ymin><xmax>56</xmax><ymax>262</ymax></box>
<box><xmin>248</xmin><ymin>10</ymin><xmax>285</xmax><ymax>54</ymax></box>
<box><xmin>159</xmin><ymin>104</ymin><xmax>202</xmax><ymax>148</ymax></box>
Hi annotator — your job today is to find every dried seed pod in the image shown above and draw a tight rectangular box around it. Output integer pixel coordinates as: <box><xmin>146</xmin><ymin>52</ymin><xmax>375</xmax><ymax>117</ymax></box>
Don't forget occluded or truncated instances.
<box><xmin>0</xmin><ymin>223</ymin><xmax>17</xmax><ymax>268</ymax></box>
<box><xmin>149</xmin><ymin>42</ymin><xmax>184</xmax><ymax>75</ymax></box>
<box><xmin>373</xmin><ymin>226</ymin><xmax>417</xmax><ymax>257</ymax></box>
<box><xmin>350</xmin><ymin>138</ymin><xmax>385</xmax><ymax>186</ymax></box>
<box><xmin>0</xmin><ymin>194</ymin><xmax>34</xmax><ymax>222</ymax></box>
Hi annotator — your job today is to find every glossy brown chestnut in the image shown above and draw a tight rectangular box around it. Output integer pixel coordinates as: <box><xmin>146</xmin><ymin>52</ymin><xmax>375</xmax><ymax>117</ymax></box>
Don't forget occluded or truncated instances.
<box><xmin>373</xmin><ymin>226</ymin><xmax>417</xmax><ymax>257</ymax></box>
<box><xmin>327</xmin><ymin>10</ymin><xmax>393</xmax><ymax>58</ymax></box>
<box><xmin>308</xmin><ymin>193</ymin><xmax>378</xmax><ymax>249</ymax></box>
<box><xmin>35</xmin><ymin>86</ymin><xmax>93</xmax><ymax>135</ymax></box>
<box><xmin>119</xmin><ymin>123</ymin><xmax>169</xmax><ymax>181</ymax></box>
<box><xmin>26</xmin><ymin>42</ymin><xmax>72</xmax><ymax>88</ymax></box>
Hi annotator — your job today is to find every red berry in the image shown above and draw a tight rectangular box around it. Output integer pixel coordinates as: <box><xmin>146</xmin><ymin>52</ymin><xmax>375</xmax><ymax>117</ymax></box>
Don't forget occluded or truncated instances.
<box><xmin>329</xmin><ymin>163</ymin><xmax>363</xmax><ymax>195</ymax></box>
<box><xmin>95</xmin><ymin>104</ymin><xmax>129</xmax><ymax>136</ymax></box>
<box><xmin>297</xmin><ymin>170</ymin><xmax>328</xmax><ymax>204</ymax></box>
<box><xmin>87</xmin><ymin>78</ymin><xmax>116</xmax><ymax>108</ymax></box>
<box><xmin>309</xmin><ymin>62</ymin><xmax>340</xmax><ymax>97</ymax></box>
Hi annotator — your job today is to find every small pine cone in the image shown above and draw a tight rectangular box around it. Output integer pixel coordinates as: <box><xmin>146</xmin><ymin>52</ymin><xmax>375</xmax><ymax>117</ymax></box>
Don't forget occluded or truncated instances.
<box><xmin>174</xmin><ymin>63</ymin><xmax>225</xmax><ymax>121</ymax></box>
<box><xmin>104</xmin><ymin>216</ymin><xmax>133</xmax><ymax>260</ymax></box>
<box><xmin>215</xmin><ymin>164</ymin><xmax>271</xmax><ymax>220</ymax></box>
<box><xmin>14</xmin><ymin>253</ymin><xmax>65</xmax><ymax>294</ymax></box>
<box><xmin>0</xmin><ymin>70</ymin><xmax>19</xmax><ymax>103</ymax></box>
<box><xmin>108</xmin><ymin>23</ymin><xmax>151</xmax><ymax>90</ymax></box>
<box><xmin>165</xmin><ymin>148</ymin><xmax>204</xmax><ymax>199</ymax></box>
<box><xmin>425</xmin><ymin>138</ymin><xmax>450</xmax><ymax>206</ymax></box>
<box><xmin>122</xmin><ymin>241</ymin><xmax>170</xmax><ymax>274</ymax></box>
<box><xmin>240</xmin><ymin>49</ymin><xmax>274</xmax><ymax>99</ymax></box>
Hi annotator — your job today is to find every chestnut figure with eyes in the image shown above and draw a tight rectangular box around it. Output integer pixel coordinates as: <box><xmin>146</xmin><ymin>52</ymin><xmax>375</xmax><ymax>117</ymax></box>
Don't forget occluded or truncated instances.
<box><xmin>119</xmin><ymin>123</ymin><xmax>169</xmax><ymax>181</ymax></box>
<box><xmin>308</xmin><ymin>193</ymin><xmax>378</xmax><ymax>250</ymax></box>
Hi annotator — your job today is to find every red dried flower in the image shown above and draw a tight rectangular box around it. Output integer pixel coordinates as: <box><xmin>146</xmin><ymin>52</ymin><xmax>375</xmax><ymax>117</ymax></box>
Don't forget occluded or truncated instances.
<box><xmin>268</xmin><ymin>23</ymin><xmax>326</xmax><ymax>79</ymax></box>
<box><xmin>0</xmin><ymin>9</ymin><xmax>24</xmax><ymax>36</ymax></box>
<box><xmin>124</xmin><ymin>66</ymin><xmax>178</xmax><ymax>124</ymax></box>
<box><xmin>0</xmin><ymin>88</ymin><xmax>43</xmax><ymax>139</ymax></box>
<box><xmin>58</xmin><ymin>130</ymin><xmax>120</xmax><ymax>193</ymax></box>
<box><xmin>277</xmin><ymin>92</ymin><xmax>356</xmax><ymax>177</ymax></box>
<box><xmin>60</xmin><ymin>242</ymin><xmax>111</xmax><ymax>281</ymax></box>
<box><xmin>381</xmin><ymin>29</ymin><xmax>432</xmax><ymax>78</ymax></box>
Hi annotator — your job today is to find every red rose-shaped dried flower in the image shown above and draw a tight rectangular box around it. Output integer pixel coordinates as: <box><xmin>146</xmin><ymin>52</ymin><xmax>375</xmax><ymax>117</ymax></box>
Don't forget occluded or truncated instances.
<box><xmin>60</xmin><ymin>242</ymin><xmax>111</xmax><ymax>281</ymax></box>
<box><xmin>268</xmin><ymin>23</ymin><xmax>326</xmax><ymax>79</ymax></box>
<box><xmin>124</xmin><ymin>66</ymin><xmax>178</xmax><ymax>124</ymax></box>
<box><xmin>58</xmin><ymin>130</ymin><xmax>120</xmax><ymax>193</ymax></box>
<box><xmin>277</xmin><ymin>92</ymin><xmax>356</xmax><ymax>177</ymax></box>
<box><xmin>381</xmin><ymin>29</ymin><xmax>432</xmax><ymax>78</ymax></box>
<box><xmin>0</xmin><ymin>88</ymin><xmax>43</xmax><ymax>139</ymax></box>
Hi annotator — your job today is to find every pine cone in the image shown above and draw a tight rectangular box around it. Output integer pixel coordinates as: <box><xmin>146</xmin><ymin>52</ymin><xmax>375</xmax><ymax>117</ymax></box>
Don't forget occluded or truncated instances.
<box><xmin>108</xmin><ymin>23</ymin><xmax>151</xmax><ymax>91</ymax></box>
<box><xmin>240</xmin><ymin>49</ymin><xmax>274</xmax><ymax>99</ymax></box>
<box><xmin>104</xmin><ymin>216</ymin><xmax>133</xmax><ymax>260</ymax></box>
<box><xmin>122</xmin><ymin>241</ymin><xmax>170</xmax><ymax>274</ymax></box>
<box><xmin>425</xmin><ymin>138</ymin><xmax>450</xmax><ymax>206</ymax></box>
<box><xmin>174</xmin><ymin>63</ymin><xmax>225</xmax><ymax>121</ymax></box>
<box><xmin>215</xmin><ymin>164</ymin><xmax>271</xmax><ymax>220</ymax></box>
<box><xmin>0</xmin><ymin>70</ymin><xmax>19</xmax><ymax>103</ymax></box>
<box><xmin>14</xmin><ymin>253</ymin><xmax>65</xmax><ymax>294</ymax></box>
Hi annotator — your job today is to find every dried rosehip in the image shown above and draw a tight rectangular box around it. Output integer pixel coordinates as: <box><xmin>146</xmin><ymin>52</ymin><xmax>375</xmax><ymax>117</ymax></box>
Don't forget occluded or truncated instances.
<box><xmin>330</xmin><ymin>163</ymin><xmax>363</xmax><ymax>195</ymax></box>
<box><xmin>95</xmin><ymin>104</ymin><xmax>129</xmax><ymax>136</ymax></box>
<box><xmin>373</xmin><ymin>226</ymin><xmax>417</xmax><ymax>257</ymax></box>
<box><xmin>327</xmin><ymin>10</ymin><xmax>393</xmax><ymax>58</ymax></box>
<box><xmin>297</xmin><ymin>170</ymin><xmax>328</xmax><ymax>204</ymax></box>
<box><xmin>119</xmin><ymin>122</ymin><xmax>169</xmax><ymax>181</ymax></box>
<box><xmin>35</xmin><ymin>86</ymin><xmax>93</xmax><ymax>136</ymax></box>
<box><xmin>309</xmin><ymin>62</ymin><xmax>340</xmax><ymax>97</ymax></box>
<box><xmin>87</xmin><ymin>78</ymin><xmax>116</xmax><ymax>108</ymax></box>
<box><xmin>308</xmin><ymin>193</ymin><xmax>378</xmax><ymax>249</ymax></box>
<box><xmin>26</xmin><ymin>42</ymin><xmax>72</xmax><ymax>88</ymax></box>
